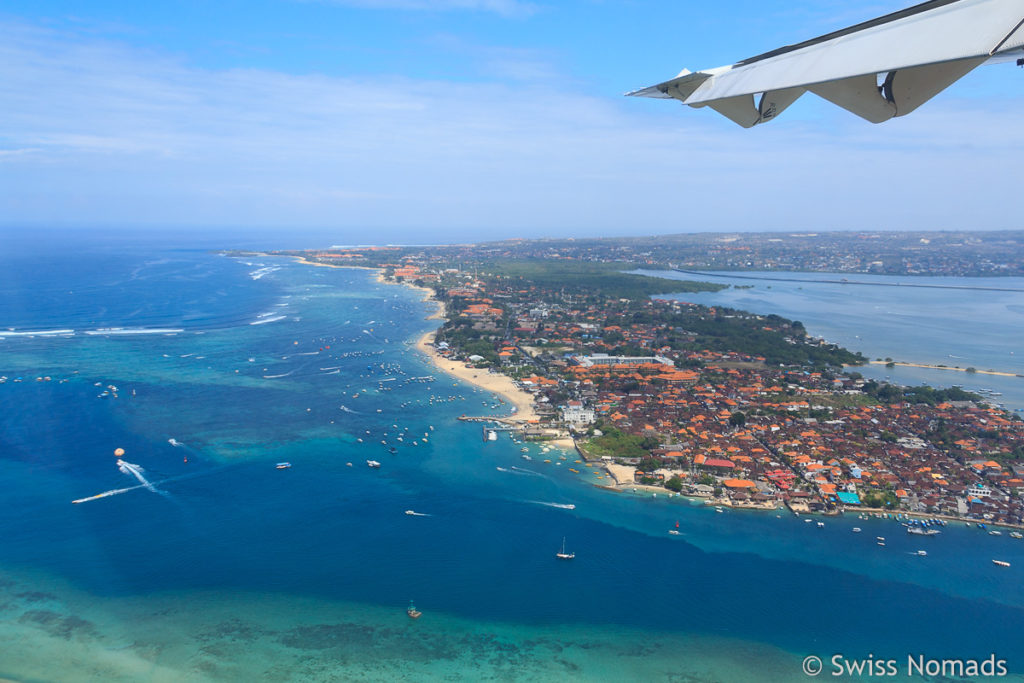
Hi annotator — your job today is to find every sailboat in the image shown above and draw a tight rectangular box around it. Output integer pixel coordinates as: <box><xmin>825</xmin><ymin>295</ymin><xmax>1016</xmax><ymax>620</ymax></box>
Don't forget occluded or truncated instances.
<box><xmin>407</xmin><ymin>600</ymin><xmax>422</xmax><ymax>619</ymax></box>
<box><xmin>556</xmin><ymin>537</ymin><xmax>575</xmax><ymax>560</ymax></box>
<box><xmin>669</xmin><ymin>520</ymin><xmax>680</xmax><ymax>535</ymax></box>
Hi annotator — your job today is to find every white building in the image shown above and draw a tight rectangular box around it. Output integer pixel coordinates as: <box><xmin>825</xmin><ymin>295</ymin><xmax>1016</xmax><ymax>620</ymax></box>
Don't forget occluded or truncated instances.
<box><xmin>561</xmin><ymin>400</ymin><xmax>596</xmax><ymax>425</ymax></box>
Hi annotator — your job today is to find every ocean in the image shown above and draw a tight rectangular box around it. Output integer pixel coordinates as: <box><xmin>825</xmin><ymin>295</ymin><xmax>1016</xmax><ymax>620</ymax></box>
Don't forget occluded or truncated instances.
<box><xmin>2</xmin><ymin>243</ymin><xmax>1024</xmax><ymax>681</ymax></box>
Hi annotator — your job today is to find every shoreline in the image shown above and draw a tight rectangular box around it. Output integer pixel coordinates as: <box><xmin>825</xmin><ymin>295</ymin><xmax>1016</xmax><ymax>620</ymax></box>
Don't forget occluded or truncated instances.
<box><xmin>282</xmin><ymin>255</ymin><xmax>539</xmax><ymax>423</ymax></box>
<box><xmin>868</xmin><ymin>360</ymin><xmax>1021</xmax><ymax>378</ymax></box>
<box><xmin>415</xmin><ymin>330</ymin><xmax>540</xmax><ymax>424</ymax></box>
<box><xmin>275</xmin><ymin>253</ymin><xmax>1024</xmax><ymax>528</ymax></box>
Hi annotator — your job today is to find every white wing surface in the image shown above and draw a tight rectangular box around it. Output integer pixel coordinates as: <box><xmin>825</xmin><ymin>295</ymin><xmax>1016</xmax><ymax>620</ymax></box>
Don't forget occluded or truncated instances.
<box><xmin>627</xmin><ymin>0</ymin><xmax>1024</xmax><ymax>126</ymax></box>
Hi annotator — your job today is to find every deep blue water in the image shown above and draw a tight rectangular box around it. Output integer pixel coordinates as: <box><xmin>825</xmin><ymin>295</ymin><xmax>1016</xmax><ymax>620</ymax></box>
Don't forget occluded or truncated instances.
<box><xmin>2</xmin><ymin>248</ymin><xmax>1024</xmax><ymax>680</ymax></box>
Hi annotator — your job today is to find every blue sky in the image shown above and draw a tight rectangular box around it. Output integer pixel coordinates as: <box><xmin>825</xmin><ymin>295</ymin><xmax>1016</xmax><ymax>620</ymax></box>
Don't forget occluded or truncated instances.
<box><xmin>1</xmin><ymin>0</ymin><xmax>1021</xmax><ymax>244</ymax></box>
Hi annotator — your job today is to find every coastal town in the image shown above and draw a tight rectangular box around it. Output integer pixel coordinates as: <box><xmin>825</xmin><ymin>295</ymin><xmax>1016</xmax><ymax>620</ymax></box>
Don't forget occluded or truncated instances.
<box><xmin>261</xmin><ymin>235</ymin><xmax>1024</xmax><ymax>529</ymax></box>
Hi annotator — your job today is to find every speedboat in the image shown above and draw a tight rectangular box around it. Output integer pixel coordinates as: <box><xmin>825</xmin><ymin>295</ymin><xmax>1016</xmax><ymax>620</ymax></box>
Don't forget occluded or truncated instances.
<box><xmin>367</xmin><ymin>460</ymin><xmax>381</xmax><ymax>468</ymax></box>
<box><xmin>993</xmin><ymin>560</ymin><xmax>1011</xmax><ymax>567</ymax></box>
<box><xmin>275</xmin><ymin>462</ymin><xmax>292</xmax><ymax>469</ymax></box>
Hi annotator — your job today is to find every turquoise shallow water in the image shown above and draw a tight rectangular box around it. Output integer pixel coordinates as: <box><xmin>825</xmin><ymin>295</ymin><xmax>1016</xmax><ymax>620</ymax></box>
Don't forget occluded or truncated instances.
<box><xmin>2</xmin><ymin>249</ymin><xmax>1024</xmax><ymax>681</ymax></box>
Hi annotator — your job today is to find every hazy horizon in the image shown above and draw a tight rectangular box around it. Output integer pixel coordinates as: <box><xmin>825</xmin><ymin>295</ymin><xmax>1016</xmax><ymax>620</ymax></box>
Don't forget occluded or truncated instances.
<box><xmin>2</xmin><ymin>1</ymin><xmax>1022</xmax><ymax>242</ymax></box>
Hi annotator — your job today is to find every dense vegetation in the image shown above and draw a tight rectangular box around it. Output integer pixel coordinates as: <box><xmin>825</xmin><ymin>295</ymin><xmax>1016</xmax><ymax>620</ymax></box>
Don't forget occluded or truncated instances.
<box><xmin>481</xmin><ymin>260</ymin><xmax>725</xmax><ymax>299</ymax></box>
<box><xmin>602</xmin><ymin>308</ymin><xmax>864</xmax><ymax>368</ymax></box>
<box><xmin>861</xmin><ymin>382</ymin><xmax>981</xmax><ymax>405</ymax></box>
<box><xmin>583</xmin><ymin>425</ymin><xmax>658</xmax><ymax>460</ymax></box>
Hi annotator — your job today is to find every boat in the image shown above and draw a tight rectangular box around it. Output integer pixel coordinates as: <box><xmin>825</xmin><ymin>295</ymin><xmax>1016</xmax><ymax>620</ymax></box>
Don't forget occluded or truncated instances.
<box><xmin>993</xmin><ymin>560</ymin><xmax>1011</xmax><ymax>567</ymax></box>
<box><xmin>916</xmin><ymin>550</ymin><xmax>927</xmax><ymax>556</ymax></box>
<box><xmin>876</xmin><ymin>536</ymin><xmax>885</xmax><ymax>542</ymax></box>
<box><xmin>275</xmin><ymin>462</ymin><xmax>292</xmax><ymax>469</ymax></box>
<box><xmin>668</xmin><ymin>530</ymin><xmax>680</xmax><ymax>535</ymax></box>
<box><xmin>367</xmin><ymin>460</ymin><xmax>381</xmax><ymax>468</ymax></box>
<box><xmin>816</xmin><ymin>521</ymin><xmax>825</xmax><ymax>528</ymax></box>
<box><xmin>907</xmin><ymin>527</ymin><xmax>940</xmax><ymax>536</ymax></box>
<box><xmin>989</xmin><ymin>530</ymin><xmax>1003</xmax><ymax>536</ymax></box>
<box><xmin>1010</xmin><ymin>532</ymin><xmax>1023</xmax><ymax>539</ymax></box>
<box><xmin>556</xmin><ymin>537</ymin><xmax>575</xmax><ymax>560</ymax></box>
<box><xmin>852</xmin><ymin>528</ymin><xmax>861</xmax><ymax>533</ymax></box>
<box><xmin>407</xmin><ymin>600</ymin><xmax>422</xmax><ymax>619</ymax></box>
<box><xmin>520</xmin><ymin>447</ymin><xmax>529</xmax><ymax>453</ymax></box>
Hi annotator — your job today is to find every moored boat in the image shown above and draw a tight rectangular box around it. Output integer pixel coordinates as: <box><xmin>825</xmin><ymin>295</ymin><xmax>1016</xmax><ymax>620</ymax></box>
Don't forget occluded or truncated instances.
<box><xmin>407</xmin><ymin>600</ymin><xmax>422</xmax><ymax>619</ymax></box>
<box><xmin>556</xmin><ymin>537</ymin><xmax>575</xmax><ymax>560</ymax></box>
<box><xmin>275</xmin><ymin>462</ymin><xmax>292</xmax><ymax>469</ymax></box>
<box><xmin>367</xmin><ymin>460</ymin><xmax>381</xmax><ymax>468</ymax></box>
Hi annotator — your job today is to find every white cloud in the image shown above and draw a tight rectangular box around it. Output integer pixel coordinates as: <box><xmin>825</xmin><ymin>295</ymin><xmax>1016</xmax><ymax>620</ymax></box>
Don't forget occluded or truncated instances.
<box><xmin>0</xmin><ymin>19</ymin><xmax>1021</xmax><ymax>241</ymax></box>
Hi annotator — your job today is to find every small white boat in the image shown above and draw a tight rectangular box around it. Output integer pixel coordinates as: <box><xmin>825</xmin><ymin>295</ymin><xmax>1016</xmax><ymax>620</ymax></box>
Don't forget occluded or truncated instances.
<box><xmin>915</xmin><ymin>550</ymin><xmax>927</xmax><ymax>556</ymax></box>
<box><xmin>989</xmin><ymin>530</ymin><xmax>1003</xmax><ymax>536</ymax></box>
<box><xmin>367</xmin><ymin>460</ymin><xmax>381</xmax><ymax>468</ymax></box>
<box><xmin>852</xmin><ymin>527</ymin><xmax>861</xmax><ymax>533</ymax></box>
<box><xmin>993</xmin><ymin>560</ymin><xmax>1011</xmax><ymax>567</ymax></box>
<box><xmin>817</xmin><ymin>522</ymin><xmax>825</xmax><ymax>528</ymax></box>
<box><xmin>668</xmin><ymin>530</ymin><xmax>680</xmax><ymax>535</ymax></box>
<box><xmin>1010</xmin><ymin>531</ymin><xmax>1023</xmax><ymax>539</ymax></box>
<box><xmin>275</xmin><ymin>462</ymin><xmax>292</xmax><ymax>469</ymax></box>
<box><xmin>555</xmin><ymin>537</ymin><xmax>575</xmax><ymax>560</ymax></box>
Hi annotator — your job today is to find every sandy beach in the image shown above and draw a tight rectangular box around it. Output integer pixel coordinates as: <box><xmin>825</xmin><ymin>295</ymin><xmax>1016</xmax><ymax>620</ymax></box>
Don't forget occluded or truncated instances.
<box><xmin>281</xmin><ymin>254</ymin><xmax>539</xmax><ymax>421</ymax></box>
<box><xmin>416</xmin><ymin>331</ymin><xmax>540</xmax><ymax>423</ymax></box>
<box><xmin>869</xmin><ymin>360</ymin><xmax>1020</xmax><ymax>378</ymax></box>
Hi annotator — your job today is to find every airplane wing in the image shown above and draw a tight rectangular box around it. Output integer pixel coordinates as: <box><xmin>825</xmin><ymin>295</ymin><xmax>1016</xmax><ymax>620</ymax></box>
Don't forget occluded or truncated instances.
<box><xmin>626</xmin><ymin>0</ymin><xmax>1024</xmax><ymax>127</ymax></box>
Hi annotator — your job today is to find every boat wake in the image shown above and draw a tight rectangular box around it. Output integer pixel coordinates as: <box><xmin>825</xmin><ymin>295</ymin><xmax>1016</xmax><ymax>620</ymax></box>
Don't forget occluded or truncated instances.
<box><xmin>72</xmin><ymin>465</ymin><xmax>226</xmax><ymax>505</ymax></box>
<box><xmin>117</xmin><ymin>459</ymin><xmax>159</xmax><ymax>493</ymax></box>
<box><xmin>72</xmin><ymin>483</ymin><xmax>149</xmax><ymax>504</ymax></box>
<box><xmin>338</xmin><ymin>405</ymin><xmax>359</xmax><ymax>413</ymax></box>
<box><xmin>529</xmin><ymin>500</ymin><xmax>576</xmax><ymax>510</ymax></box>
<box><xmin>262</xmin><ymin>371</ymin><xmax>294</xmax><ymax>379</ymax></box>
<box><xmin>168</xmin><ymin>438</ymin><xmax>184</xmax><ymax>447</ymax></box>
<box><xmin>510</xmin><ymin>466</ymin><xmax>542</xmax><ymax>476</ymax></box>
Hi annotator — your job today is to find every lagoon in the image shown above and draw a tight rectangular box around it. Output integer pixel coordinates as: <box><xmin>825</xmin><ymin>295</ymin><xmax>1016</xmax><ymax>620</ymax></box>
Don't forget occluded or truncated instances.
<box><xmin>644</xmin><ymin>269</ymin><xmax>1024</xmax><ymax>412</ymax></box>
